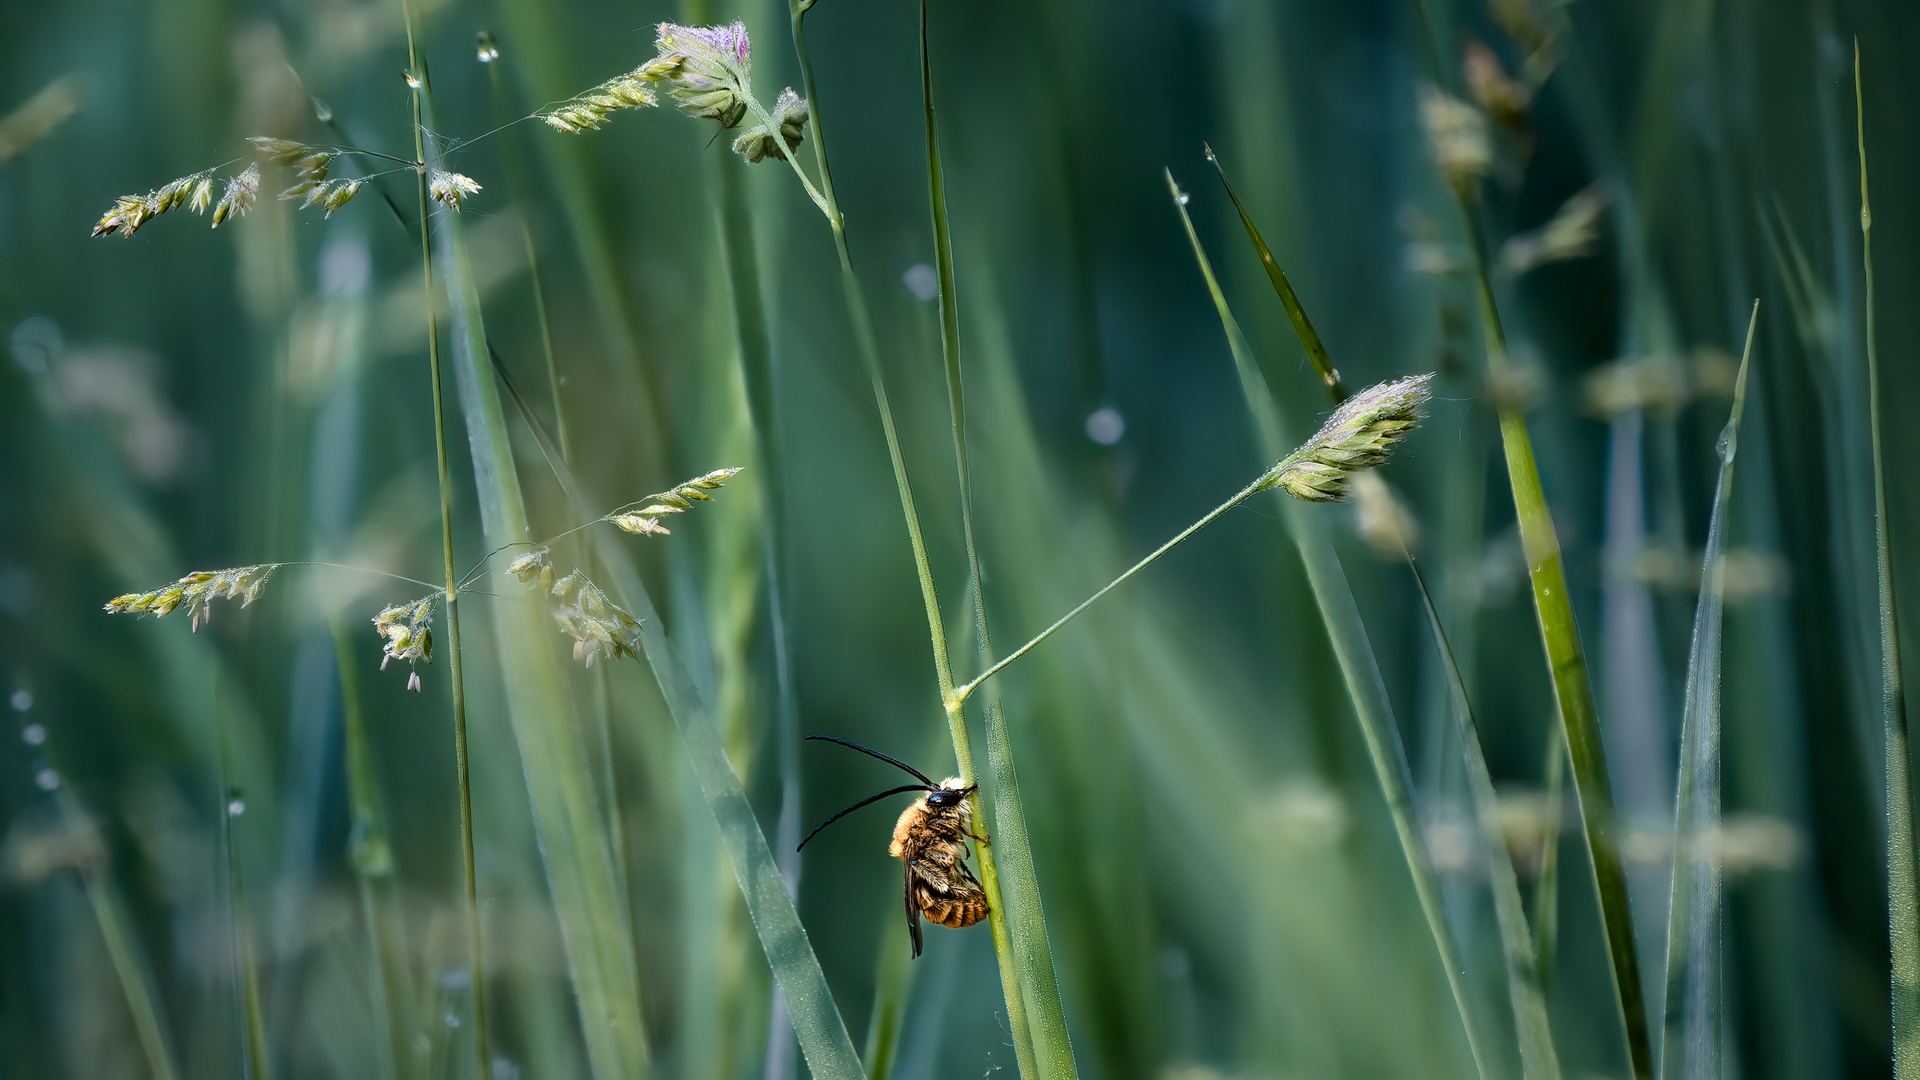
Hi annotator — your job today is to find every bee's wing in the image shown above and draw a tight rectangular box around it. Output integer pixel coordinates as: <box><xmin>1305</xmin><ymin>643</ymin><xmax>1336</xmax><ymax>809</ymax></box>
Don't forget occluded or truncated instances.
<box><xmin>904</xmin><ymin>864</ymin><xmax>925</xmax><ymax>958</ymax></box>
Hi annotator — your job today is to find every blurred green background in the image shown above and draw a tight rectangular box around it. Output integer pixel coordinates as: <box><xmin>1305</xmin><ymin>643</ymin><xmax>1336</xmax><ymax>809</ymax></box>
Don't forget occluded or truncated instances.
<box><xmin>1</xmin><ymin>0</ymin><xmax>1917</xmax><ymax>1076</ymax></box>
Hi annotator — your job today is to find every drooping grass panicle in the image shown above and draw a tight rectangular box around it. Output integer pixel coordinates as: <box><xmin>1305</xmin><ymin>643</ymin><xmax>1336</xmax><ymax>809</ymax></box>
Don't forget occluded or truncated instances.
<box><xmin>1257</xmin><ymin>373</ymin><xmax>1435</xmax><ymax>502</ymax></box>
<box><xmin>505</xmin><ymin>547</ymin><xmax>644</xmax><ymax>667</ymax></box>
<box><xmin>103</xmin><ymin>564</ymin><xmax>277</xmax><ymax>632</ymax></box>
<box><xmin>608</xmin><ymin>466</ymin><xmax>744</xmax><ymax>536</ymax></box>
<box><xmin>549</xmin><ymin>570</ymin><xmax>643</xmax><ymax>667</ymax></box>
<box><xmin>371</xmin><ymin>596</ymin><xmax>434</xmax><ymax>691</ymax></box>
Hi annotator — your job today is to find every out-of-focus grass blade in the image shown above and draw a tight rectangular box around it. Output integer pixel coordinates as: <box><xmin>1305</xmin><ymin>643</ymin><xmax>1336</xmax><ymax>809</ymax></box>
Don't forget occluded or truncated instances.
<box><xmin>438</xmin><ymin>214</ymin><xmax>652</xmax><ymax>1079</ymax></box>
<box><xmin>1661</xmin><ymin>300</ymin><xmax>1757</xmax><ymax>1080</ymax></box>
<box><xmin>1854</xmin><ymin>45</ymin><xmax>1918</xmax><ymax>1076</ymax></box>
<box><xmin>1456</xmin><ymin>193</ymin><xmax>1655</xmax><ymax>1080</ymax></box>
<box><xmin>483</xmin><ymin>315</ymin><xmax>869</xmax><ymax>1080</ymax></box>
<box><xmin>1202</xmin><ymin>146</ymin><xmax>1344</xmax><ymax>399</ymax></box>
<box><xmin>1407</xmin><ymin>559</ymin><xmax>1564</xmax><ymax>1080</ymax></box>
<box><xmin>1533</xmin><ymin>727</ymin><xmax>1565</xmax><ymax>999</ymax></box>
<box><xmin>1167</xmin><ymin>170</ymin><xmax>1492</xmax><ymax>1080</ymax></box>
<box><xmin>921</xmin><ymin>5</ymin><xmax>1070</xmax><ymax>1076</ymax></box>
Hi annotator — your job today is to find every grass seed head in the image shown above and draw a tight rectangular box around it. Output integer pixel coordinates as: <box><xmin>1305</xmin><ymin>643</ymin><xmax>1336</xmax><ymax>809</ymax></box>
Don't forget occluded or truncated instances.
<box><xmin>1502</xmin><ymin>185</ymin><xmax>1607</xmax><ymax>273</ymax></box>
<box><xmin>1418</xmin><ymin>85</ymin><xmax>1491</xmax><ymax>195</ymax></box>
<box><xmin>547</xmin><ymin>571</ymin><xmax>642</xmax><ymax>667</ymax></box>
<box><xmin>541</xmin><ymin>73</ymin><xmax>658</xmax><ymax>133</ymax></box>
<box><xmin>92</xmin><ymin>170</ymin><xmax>218</xmax><ymax>237</ymax></box>
<box><xmin>732</xmin><ymin>87</ymin><xmax>808</xmax><ymax>163</ymax></box>
<box><xmin>104</xmin><ymin>564</ymin><xmax>277</xmax><ymax>632</ymax></box>
<box><xmin>507</xmin><ymin>546</ymin><xmax>557</xmax><ymax>593</ymax></box>
<box><xmin>645</xmin><ymin>21</ymin><xmax>753</xmax><ymax>129</ymax></box>
<box><xmin>372</xmin><ymin>596</ymin><xmax>434</xmax><ymax>679</ymax></box>
<box><xmin>1258</xmin><ymin>374</ymin><xmax>1434</xmax><ymax>503</ymax></box>
<box><xmin>211</xmin><ymin>164</ymin><xmax>260</xmax><ymax>227</ymax></box>
<box><xmin>428</xmin><ymin>170</ymin><xmax>482</xmax><ymax>212</ymax></box>
<box><xmin>609</xmin><ymin>466</ymin><xmax>743</xmax><ymax>536</ymax></box>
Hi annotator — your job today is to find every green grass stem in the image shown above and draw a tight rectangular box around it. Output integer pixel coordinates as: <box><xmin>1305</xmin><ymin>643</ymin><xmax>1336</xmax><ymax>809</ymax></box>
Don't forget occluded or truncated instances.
<box><xmin>398</xmin><ymin>12</ymin><xmax>489</xmax><ymax>1068</ymax></box>
<box><xmin>785</xmin><ymin>3</ymin><xmax>1076</xmax><ymax>1074</ymax></box>
<box><xmin>1168</xmin><ymin>170</ymin><xmax>1493</xmax><ymax>1080</ymax></box>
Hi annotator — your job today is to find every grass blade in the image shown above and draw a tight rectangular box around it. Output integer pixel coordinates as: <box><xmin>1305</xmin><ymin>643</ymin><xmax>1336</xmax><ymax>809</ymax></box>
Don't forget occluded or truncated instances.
<box><xmin>919</xmin><ymin>5</ymin><xmax>1072</xmax><ymax>1076</ymax></box>
<box><xmin>1533</xmin><ymin>726</ymin><xmax>1566</xmax><ymax>999</ymax></box>
<box><xmin>438</xmin><ymin>206</ymin><xmax>652</xmax><ymax>1079</ymax></box>
<box><xmin>1661</xmin><ymin>300</ymin><xmax>1758</xmax><ymax>1079</ymax></box>
<box><xmin>486</xmin><ymin>351</ymin><xmax>869</xmax><ymax>1080</ymax></box>
<box><xmin>1203</xmin><ymin>145</ymin><xmax>1345</xmax><ymax>399</ymax></box>
<box><xmin>1457</xmin><ymin>190</ymin><xmax>1655</xmax><ymax>1080</ymax></box>
<box><xmin>1168</xmin><ymin>170</ymin><xmax>1492</xmax><ymax>1080</ymax></box>
<box><xmin>1407</xmin><ymin>557</ymin><xmax>1564</xmax><ymax>1080</ymax></box>
<box><xmin>1855</xmin><ymin>44</ymin><xmax>1918</xmax><ymax>1076</ymax></box>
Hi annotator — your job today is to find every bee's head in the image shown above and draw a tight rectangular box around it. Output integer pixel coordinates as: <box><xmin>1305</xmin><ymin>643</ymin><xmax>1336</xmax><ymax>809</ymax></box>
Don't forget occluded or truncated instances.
<box><xmin>926</xmin><ymin>778</ymin><xmax>973</xmax><ymax>808</ymax></box>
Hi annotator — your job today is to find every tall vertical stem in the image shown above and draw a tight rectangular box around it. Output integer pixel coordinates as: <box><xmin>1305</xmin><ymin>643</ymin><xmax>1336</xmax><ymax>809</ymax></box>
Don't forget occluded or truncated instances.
<box><xmin>401</xmin><ymin>11</ymin><xmax>489</xmax><ymax>1072</ymax></box>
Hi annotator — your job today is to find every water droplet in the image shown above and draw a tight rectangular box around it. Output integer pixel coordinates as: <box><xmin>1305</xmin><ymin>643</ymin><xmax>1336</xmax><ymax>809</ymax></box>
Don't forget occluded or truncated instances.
<box><xmin>35</xmin><ymin>768</ymin><xmax>59</xmax><ymax>791</ymax></box>
<box><xmin>902</xmin><ymin>262</ymin><xmax>939</xmax><ymax>302</ymax></box>
<box><xmin>1176</xmin><ymin>193</ymin><xmax>1191</xmax><ymax>206</ymax></box>
<box><xmin>227</xmin><ymin>798</ymin><xmax>247</xmax><ymax>817</ymax></box>
<box><xmin>9</xmin><ymin>690</ymin><xmax>31</xmax><ymax>713</ymax></box>
<box><xmin>444</xmin><ymin>1011</ymin><xmax>462</xmax><ymax>1029</ymax></box>
<box><xmin>21</xmin><ymin>723</ymin><xmax>44</xmax><ymax>746</ymax></box>
<box><xmin>438</xmin><ymin>967</ymin><xmax>473</xmax><ymax>991</ymax></box>
<box><xmin>1084</xmin><ymin>407</ymin><xmax>1126</xmax><ymax>446</ymax></box>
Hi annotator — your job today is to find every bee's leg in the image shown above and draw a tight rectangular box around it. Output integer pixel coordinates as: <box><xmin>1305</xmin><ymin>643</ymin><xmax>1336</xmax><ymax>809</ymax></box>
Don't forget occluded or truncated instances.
<box><xmin>905</xmin><ymin>866</ymin><xmax>924</xmax><ymax>958</ymax></box>
<box><xmin>957</xmin><ymin>855</ymin><xmax>982</xmax><ymax>889</ymax></box>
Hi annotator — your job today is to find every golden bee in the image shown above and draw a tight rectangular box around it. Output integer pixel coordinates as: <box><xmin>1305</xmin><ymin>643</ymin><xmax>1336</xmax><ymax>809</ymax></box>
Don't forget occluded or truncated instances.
<box><xmin>799</xmin><ymin>735</ymin><xmax>989</xmax><ymax>957</ymax></box>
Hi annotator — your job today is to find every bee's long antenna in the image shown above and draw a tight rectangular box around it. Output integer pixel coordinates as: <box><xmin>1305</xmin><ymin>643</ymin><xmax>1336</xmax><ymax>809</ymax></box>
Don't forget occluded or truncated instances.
<box><xmin>804</xmin><ymin>734</ymin><xmax>937</xmax><ymax>787</ymax></box>
<box><xmin>796</xmin><ymin>784</ymin><xmax>931</xmax><ymax>851</ymax></box>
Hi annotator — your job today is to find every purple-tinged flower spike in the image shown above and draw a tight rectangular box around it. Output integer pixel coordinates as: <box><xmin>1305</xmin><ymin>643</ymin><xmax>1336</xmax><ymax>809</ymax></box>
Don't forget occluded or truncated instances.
<box><xmin>642</xmin><ymin>21</ymin><xmax>755</xmax><ymax>129</ymax></box>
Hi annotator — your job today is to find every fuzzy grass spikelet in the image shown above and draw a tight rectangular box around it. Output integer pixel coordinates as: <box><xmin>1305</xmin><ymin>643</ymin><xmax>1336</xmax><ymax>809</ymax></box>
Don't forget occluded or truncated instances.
<box><xmin>541</xmin><ymin>72</ymin><xmax>658</xmax><ymax>133</ymax></box>
<box><xmin>549</xmin><ymin>571</ymin><xmax>643</xmax><ymax>667</ymax></box>
<box><xmin>1502</xmin><ymin>185</ymin><xmax>1608</xmax><ymax>273</ymax></box>
<box><xmin>643</xmin><ymin>21</ymin><xmax>754</xmax><ymax>128</ymax></box>
<box><xmin>92</xmin><ymin>170</ymin><xmax>217</xmax><ymax>237</ymax></box>
<box><xmin>104</xmin><ymin>565</ymin><xmax>276</xmax><ymax>632</ymax></box>
<box><xmin>1418</xmin><ymin>86</ymin><xmax>1491</xmax><ymax>194</ymax></box>
<box><xmin>1258</xmin><ymin>374</ymin><xmax>1434</xmax><ymax>502</ymax></box>
<box><xmin>608</xmin><ymin>466</ymin><xmax>744</xmax><ymax>536</ymax></box>
<box><xmin>212</xmin><ymin>164</ymin><xmax>259</xmax><ymax>226</ymax></box>
<box><xmin>372</xmin><ymin>597</ymin><xmax>434</xmax><ymax>690</ymax></box>
<box><xmin>428</xmin><ymin>170</ymin><xmax>481</xmax><ymax>212</ymax></box>
<box><xmin>733</xmin><ymin>87</ymin><xmax>808</xmax><ymax>164</ymax></box>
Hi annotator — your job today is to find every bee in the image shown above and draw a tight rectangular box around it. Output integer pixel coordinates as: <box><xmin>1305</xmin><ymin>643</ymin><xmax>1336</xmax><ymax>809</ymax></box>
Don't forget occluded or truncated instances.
<box><xmin>798</xmin><ymin>734</ymin><xmax>989</xmax><ymax>957</ymax></box>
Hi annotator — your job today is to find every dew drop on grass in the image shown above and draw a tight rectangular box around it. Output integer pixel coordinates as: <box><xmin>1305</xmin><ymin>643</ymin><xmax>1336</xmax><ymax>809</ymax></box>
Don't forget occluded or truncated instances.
<box><xmin>35</xmin><ymin>768</ymin><xmax>58</xmax><ymax>791</ymax></box>
<box><xmin>227</xmin><ymin>797</ymin><xmax>246</xmax><ymax>817</ymax></box>
<box><xmin>10</xmin><ymin>690</ymin><xmax>32</xmax><ymax>712</ymax></box>
<box><xmin>1085</xmin><ymin>407</ymin><xmax>1126</xmax><ymax>445</ymax></box>
<box><xmin>21</xmin><ymin>723</ymin><xmax>44</xmax><ymax>745</ymax></box>
<box><xmin>902</xmin><ymin>262</ymin><xmax>939</xmax><ymax>302</ymax></box>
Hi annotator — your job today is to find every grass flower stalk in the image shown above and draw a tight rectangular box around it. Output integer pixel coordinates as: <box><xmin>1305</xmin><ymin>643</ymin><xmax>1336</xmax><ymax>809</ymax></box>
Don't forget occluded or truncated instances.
<box><xmin>1161</xmin><ymin>171</ymin><xmax>1490</xmax><ymax>1080</ymax></box>
<box><xmin>400</xmin><ymin>4</ymin><xmax>488</xmax><ymax>1068</ymax></box>
<box><xmin>916</xmin><ymin>4</ymin><xmax>1065</xmax><ymax>1074</ymax></box>
<box><xmin>1856</xmin><ymin>43</ymin><xmax>1918</xmax><ymax>1075</ymax></box>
